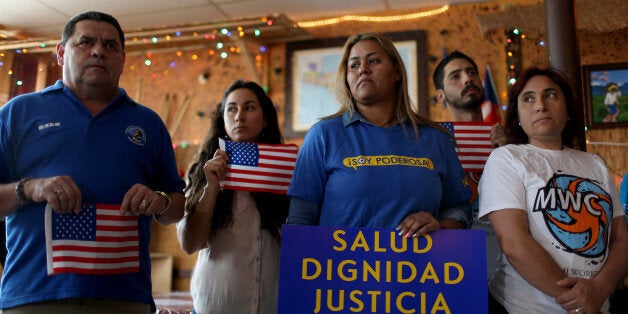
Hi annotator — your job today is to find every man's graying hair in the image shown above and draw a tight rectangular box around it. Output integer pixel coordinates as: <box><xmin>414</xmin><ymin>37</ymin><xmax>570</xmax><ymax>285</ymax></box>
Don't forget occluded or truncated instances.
<box><xmin>61</xmin><ymin>11</ymin><xmax>125</xmax><ymax>49</ymax></box>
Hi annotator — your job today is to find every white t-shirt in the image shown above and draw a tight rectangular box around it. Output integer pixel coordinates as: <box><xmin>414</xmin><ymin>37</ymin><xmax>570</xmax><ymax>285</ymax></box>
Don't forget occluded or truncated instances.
<box><xmin>190</xmin><ymin>191</ymin><xmax>281</xmax><ymax>314</ymax></box>
<box><xmin>478</xmin><ymin>144</ymin><xmax>622</xmax><ymax>314</ymax></box>
<box><xmin>604</xmin><ymin>90</ymin><xmax>621</xmax><ymax>106</ymax></box>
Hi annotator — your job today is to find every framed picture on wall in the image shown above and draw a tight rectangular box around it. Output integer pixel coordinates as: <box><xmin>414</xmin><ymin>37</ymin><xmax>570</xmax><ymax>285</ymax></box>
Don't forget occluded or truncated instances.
<box><xmin>582</xmin><ymin>62</ymin><xmax>628</xmax><ymax>128</ymax></box>
<box><xmin>284</xmin><ymin>30</ymin><xmax>427</xmax><ymax>138</ymax></box>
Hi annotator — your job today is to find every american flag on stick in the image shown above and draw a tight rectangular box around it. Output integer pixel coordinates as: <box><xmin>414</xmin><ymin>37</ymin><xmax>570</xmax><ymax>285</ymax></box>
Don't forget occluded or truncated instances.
<box><xmin>45</xmin><ymin>203</ymin><xmax>139</xmax><ymax>275</ymax></box>
<box><xmin>219</xmin><ymin>138</ymin><xmax>298</xmax><ymax>194</ymax></box>
<box><xmin>440</xmin><ymin>122</ymin><xmax>494</xmax><ymax>172</ymax></box>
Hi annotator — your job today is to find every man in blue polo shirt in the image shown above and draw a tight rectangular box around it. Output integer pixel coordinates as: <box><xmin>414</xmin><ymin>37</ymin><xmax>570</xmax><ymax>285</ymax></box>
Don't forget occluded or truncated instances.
<box><xmin>0</xmin><ymin>11</ymin><xmax>185</xmax><ymax>313</ymax></box>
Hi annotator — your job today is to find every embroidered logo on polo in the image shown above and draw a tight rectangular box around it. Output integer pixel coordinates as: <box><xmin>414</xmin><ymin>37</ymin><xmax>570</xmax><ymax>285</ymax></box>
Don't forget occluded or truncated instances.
<box><xmin>38</xmin><ymin>121</ymin><xmax>61</xmax><ymax>130</ymax></box>
<box><xmin>533</xmin><ymin>173</ymin><xmax>612</xmax><ymax>259</ymax></box>
<box><xmin>125</xmin><ymin>126</ymin><xmax>146</xmax><ymax>145</ymax></box>
<box><xmin>343</xmin><ymin>155</ymin><xmax>434</xmax><ymax>170</ymax></box>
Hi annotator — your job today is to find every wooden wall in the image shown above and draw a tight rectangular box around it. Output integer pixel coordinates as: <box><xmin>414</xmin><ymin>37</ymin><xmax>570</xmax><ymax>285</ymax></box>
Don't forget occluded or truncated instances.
<box><xmin>0</xmin><ymin>0</ymin><xmax>626</xmax><ymax>291</ymax></box>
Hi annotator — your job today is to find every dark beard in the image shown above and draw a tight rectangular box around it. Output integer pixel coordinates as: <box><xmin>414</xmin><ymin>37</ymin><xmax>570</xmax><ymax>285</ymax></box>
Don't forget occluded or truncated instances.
<box><xmin>448</xmin><ymin>84</ymin><xmax>484</xmax><ymax>110</ymax></box>
<box><xmin>450</xmin><ymin>94</ymin><xmax>483</xmax><ymax>110</ymax></box>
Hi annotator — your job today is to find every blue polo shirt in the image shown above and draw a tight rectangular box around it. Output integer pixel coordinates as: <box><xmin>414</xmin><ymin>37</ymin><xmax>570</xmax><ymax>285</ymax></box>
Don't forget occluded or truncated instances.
<box><xmin>0</xmin><ymin>81</ymin><xmax>185</xmax><ymax>308</ymax></box>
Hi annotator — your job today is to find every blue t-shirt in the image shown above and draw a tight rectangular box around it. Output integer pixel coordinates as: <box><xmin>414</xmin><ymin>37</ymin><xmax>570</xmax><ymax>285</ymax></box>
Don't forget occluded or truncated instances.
<box><xmin>287</xmin><ymin>111</ymin><xmax>471</xmax><ymax>228</ymax></box>
<box><xmin>0</xmin><ymin>81</ymin><xmax>185</xmax><ymax>308</ymax></box>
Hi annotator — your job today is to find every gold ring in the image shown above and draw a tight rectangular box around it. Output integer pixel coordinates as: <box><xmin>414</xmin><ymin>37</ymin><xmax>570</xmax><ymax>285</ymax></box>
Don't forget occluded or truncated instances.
<box><xmin>54</xmin><ymin>189</ymin><xmax>64</xmax><ymax>196</ymax></box>
<box><xmin>140</xmin><ymin>199</ymin><xmax>148</xmax><ymax>208</ymax></box>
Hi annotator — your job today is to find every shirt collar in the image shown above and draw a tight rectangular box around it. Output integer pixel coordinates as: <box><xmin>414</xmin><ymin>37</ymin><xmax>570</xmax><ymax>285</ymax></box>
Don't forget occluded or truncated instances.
<box><xmin>45</xmin><ymin>80</ymin><xmax>134</xmax><ymax>106</ymax></box>
<box><xmin>342</xmin><ymin>110</ymin><xmax>362</xmax><ymax>126</ymax></box>
<box><xmin>341</xmin><ymin>109</ymin><xmax>406</xmax><ymax>127</ymax></box>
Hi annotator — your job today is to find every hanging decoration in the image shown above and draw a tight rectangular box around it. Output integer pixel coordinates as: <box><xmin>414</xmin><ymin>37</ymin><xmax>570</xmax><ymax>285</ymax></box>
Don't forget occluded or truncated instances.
<box><xmin>0</xmin><ymin>15</ymin><xmax>279</xmax><ymax>54</ymax></box>
<box><xmin>296</xmin><ymin>5</ymin><xmax>449</xmax><ymax>28</ymax></box>
<box><xmin>505</xmin><ymin>28</ymin><xmax>522</xmax><ymax>87</ymax></box>
<box><xmin>0</xmin><ymin>15</ymin><xmax>287</xmax><ymax>86</ymax></box>
<box><xmin>504</xmin><ymin>28</ymin><xmax>546</xmax><ymax>88</ymax></box>
<box><xmin>172</xmin><ymin>139</ymin><xmax>201</xmax><ymax>150</ymax></box>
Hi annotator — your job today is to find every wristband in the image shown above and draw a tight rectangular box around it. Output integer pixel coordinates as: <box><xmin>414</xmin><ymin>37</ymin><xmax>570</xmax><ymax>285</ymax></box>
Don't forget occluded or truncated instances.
<box><xmin>15</xmin><ymin>177</ymin><xmax>34</xmax><ymax>206</ymax></box>
<box><xmin>154</xmin><ymin>191</ymin><xmax>172</xmax><ymax>215</ymax></box>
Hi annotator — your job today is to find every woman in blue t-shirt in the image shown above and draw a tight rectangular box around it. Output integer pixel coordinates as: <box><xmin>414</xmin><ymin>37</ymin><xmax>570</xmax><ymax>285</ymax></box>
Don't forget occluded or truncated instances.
<box><xmin>287</xmin><ymin>32</ymin><xmax>471</xmax><ymax>237</ymax></box>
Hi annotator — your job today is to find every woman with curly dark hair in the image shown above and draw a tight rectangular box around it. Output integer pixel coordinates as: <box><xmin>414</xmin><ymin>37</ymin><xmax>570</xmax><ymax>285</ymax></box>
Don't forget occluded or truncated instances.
<box><xmin>177</xmin><ymin>80</ymin><xmax>289</xmax><ymax>314</ymax></box>
<box><xmin>479</xmin><ymin>67</ymin><xmax>628</xmax><ymax>314</ymax></box>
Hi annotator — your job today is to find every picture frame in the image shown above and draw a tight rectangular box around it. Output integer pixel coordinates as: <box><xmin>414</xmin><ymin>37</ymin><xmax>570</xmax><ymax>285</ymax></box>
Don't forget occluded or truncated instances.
<box><xmin>582</xmin><ymin>62</ymin><xmax>628</xmax><ymax>128</ymax></box>
<box><xmin>284</xmin><ymin>30</ymin><xmax>427</xmax><ymax>138</ymax></box>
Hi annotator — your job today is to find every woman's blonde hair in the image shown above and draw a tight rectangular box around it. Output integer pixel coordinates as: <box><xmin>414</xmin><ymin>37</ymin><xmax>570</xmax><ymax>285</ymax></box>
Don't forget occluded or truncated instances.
<box><xmin>329</xmin><ymin>32</ymin><xmax>444</xmax><ymax>138</ymax></box>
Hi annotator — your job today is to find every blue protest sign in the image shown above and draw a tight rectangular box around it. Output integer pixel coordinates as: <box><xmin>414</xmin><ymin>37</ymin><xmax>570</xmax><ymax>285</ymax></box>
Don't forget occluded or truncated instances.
<box><xmin>278</xmin><ymin>225</ymin><xmax>487</xmax><ymax>314</ymax></box>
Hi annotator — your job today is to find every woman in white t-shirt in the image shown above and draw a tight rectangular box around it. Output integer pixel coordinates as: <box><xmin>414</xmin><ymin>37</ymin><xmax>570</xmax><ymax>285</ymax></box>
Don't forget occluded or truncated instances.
<box><xmin>478</xmin><ymin>67</ymin><xmax>628</xmax><ymax>314</ymax></box>
<box><xmin>177</xmin><ymin>80</ymin><xmax>289</xmax><ymax>314</ymax></box>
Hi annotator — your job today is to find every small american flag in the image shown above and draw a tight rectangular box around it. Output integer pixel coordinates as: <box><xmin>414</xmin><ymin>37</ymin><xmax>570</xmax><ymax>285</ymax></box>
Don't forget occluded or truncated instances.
<box><xmin>219</xmin><ymin>138</ymin><xmax>298</xmax><ymax>194</ymax></box>
<box><xmin>45</xmin><ymin>203</ymin><xmax>139</xmax><ymax>275</ymax></box>
<box><xmin>440</xmin><ymin>122</ymin><xmax>494</xmax><ymax>172</ymax></box>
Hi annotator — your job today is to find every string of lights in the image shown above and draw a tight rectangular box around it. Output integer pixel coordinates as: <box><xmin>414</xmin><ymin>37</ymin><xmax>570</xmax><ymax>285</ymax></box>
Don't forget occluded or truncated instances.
<box><xmin>296</xmin><ymin>5</ymin><xmax>449</xmax><ymax>28</ymax></box>
<box><xmin>504</xmin><ymin>28</ymin><xmax>546</xmax><ymax>87</ymax></box>
<box><xmin>0</xmin><ymin>23</ymin><xmax>268</xmax><ymax>54</ymax></box>
<box><xmin>0</xmin><ymin>6</ymin><xmax>454</xmax><ymax>88</ymax></box>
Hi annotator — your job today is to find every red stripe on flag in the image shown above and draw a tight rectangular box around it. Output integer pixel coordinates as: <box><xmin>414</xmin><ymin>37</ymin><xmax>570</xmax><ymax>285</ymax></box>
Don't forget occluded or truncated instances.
<box><xmin>228</xmin><ymin>168</ymin><xmax>294</xmax><ymax>179</ymax></box>
<box><xmin>224</xmin><ymin>177</ymin><xmax>292</xmax><ymax>187</ymax></box>
<box><xmin>94</xmin><ymin>236</ymin><xmax>140</xmax><ymax>242</ymax></box>
<box><xmin>255</xmin><ymin>163</ymin><xmax>295</xmax><ymax>171</ymax></box>
<box><xmin>96</xmin><ymin>225</ymin><xmax>138</xmax><ymax>232</ymax></box>
<box><xmin>52</xmin><ymin>255</ymin><xmax>140</xmax><ymax>264</ymax></box>
<box><xmin>221</xmin><ymin>185</ymin><xmax>290</xmax><ymax>195</ymax></box>
<box><xmin>52</xmin><ymin>245</ymin><xmax>139</xmax><ymax>253</ymax></box>
<box><xmin>457</xmin><ymin>152</ymin><xmax>492</xmax><ymax>157</ymax></box>
<box><xmin>52</xmin><ymin>267</ymin><xmax>140</xmax><ymax>275</ymax></box>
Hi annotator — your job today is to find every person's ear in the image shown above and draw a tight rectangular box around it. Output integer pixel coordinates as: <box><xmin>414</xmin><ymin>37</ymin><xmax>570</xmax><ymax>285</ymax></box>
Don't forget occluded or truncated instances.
<box><xmin>56</xmin><ymin>42</ymin><xmax>65</xmax><ymax>66</ymax></box>
<box><xmin>435</xmin><ymin>89</ymin><xmax>446</xmax><ymax>105</ymax></box>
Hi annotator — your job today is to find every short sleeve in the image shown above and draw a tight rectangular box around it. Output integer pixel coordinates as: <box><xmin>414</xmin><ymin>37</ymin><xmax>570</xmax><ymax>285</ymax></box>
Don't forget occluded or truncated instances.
<box><xmin>478</xmin><ymin>147</ymin><xmax>526</xmax><ymax>220</ymax></box>
<box><xmin>287</xmin><ymin>122</ymin><xmax>327</xmax><ymax>205</ymax></box>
